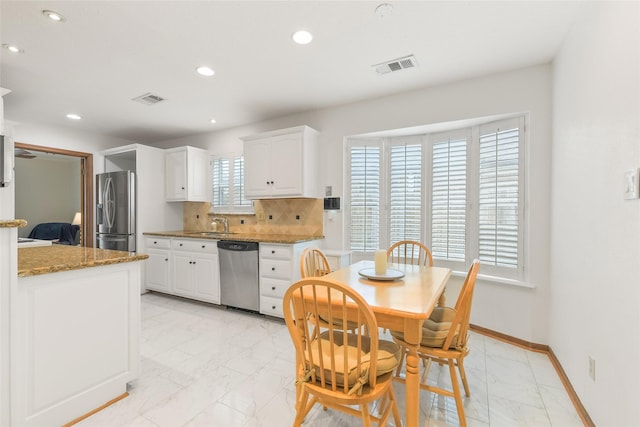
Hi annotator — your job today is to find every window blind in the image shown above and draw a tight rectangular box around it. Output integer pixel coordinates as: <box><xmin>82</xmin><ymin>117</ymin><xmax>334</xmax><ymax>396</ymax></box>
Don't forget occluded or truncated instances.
<box><xmin>232</xmin><ymin>156</ymin><xmax>251</xmax><ymax>208</ymax></box>
<box><xmin>212</xmin><ymin>158</ymin><xmax>230</xmax><ymax>207</ymax></box>
<box><xmin>478</xmin><ymin>126</ymin><xmax>520</xmax><ymax>268</ymax></box>
<box><xmin>431</xmin><ymin>137</ymin><xmax>467</xmax><ymax>262</ymax></box>
<box><xmin>350</xmin><ymin>145</ymin><xmax>380</xmax><ymax>252</ymax></box>
<box><xmin>390</xmin><ymin>143</ymin><xmax>422</xmax><ymax>244</ymax></box>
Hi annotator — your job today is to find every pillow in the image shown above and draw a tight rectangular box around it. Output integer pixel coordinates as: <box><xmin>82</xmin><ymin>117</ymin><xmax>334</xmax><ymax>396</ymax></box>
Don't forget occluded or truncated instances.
<box><xmin>307</xmin><ymin>330</ymin><xmax>400</xmax><ymax>391</ymax></box>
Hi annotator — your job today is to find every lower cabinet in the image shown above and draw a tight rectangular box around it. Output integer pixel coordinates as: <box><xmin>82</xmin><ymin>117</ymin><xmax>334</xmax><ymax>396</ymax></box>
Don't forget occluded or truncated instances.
<box><xmin>145</xmin><ymin>237</ymin><xmax>220</xmax><ymax>304</ymax></box>
<box><xmin>259</xmin><ymin>240</ymin><xmax>320</xmax><ymax>318</ymax></box>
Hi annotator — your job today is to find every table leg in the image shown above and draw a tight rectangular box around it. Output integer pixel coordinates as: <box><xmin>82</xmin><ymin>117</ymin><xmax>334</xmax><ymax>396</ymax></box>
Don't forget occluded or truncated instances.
<box><xmin>403</xmin><ymin>321</ymin><xmax>422</xmax><ymax>427</ymax></box>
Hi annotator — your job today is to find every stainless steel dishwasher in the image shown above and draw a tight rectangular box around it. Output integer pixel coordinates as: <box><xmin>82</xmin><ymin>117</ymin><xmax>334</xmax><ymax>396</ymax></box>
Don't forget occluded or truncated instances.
<box><xmin>218</xmin><ymin>241</ymin><xmax>260</xmax><ymax>312</ymax></box>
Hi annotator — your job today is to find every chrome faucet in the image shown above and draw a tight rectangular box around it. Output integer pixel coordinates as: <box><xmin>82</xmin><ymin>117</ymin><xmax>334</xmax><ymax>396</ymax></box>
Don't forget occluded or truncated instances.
<box><xmin>210</xmin><ymin>217</ymin><xmax>229</xmax><ymax>233</ymax></box>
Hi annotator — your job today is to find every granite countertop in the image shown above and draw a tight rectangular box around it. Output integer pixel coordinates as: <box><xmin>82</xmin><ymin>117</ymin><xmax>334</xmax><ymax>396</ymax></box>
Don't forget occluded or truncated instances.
<box><xmin>0</xmin><ymin>219</ymin><xmax>28</xmax><ymax>228</ymax></box>
<box><xmin>18</xmin><ymin>245</ymin><xmax>149</xmax><ymax>278</ymax></box>
<box><xmin>143</xmin><ymin>230</ymin><xmax>324</xmax><ymax>244</ymax></box>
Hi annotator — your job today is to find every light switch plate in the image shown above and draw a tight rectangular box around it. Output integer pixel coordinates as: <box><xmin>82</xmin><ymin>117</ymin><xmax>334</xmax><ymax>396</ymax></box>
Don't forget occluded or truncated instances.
<box><xmin>623</xmin><ymin>169</ymin><xmax>639</xmax><ymax>200</ymax></box>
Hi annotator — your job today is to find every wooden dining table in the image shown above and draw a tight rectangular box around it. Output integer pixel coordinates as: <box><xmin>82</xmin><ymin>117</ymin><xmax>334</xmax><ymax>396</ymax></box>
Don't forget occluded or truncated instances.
<box><xmin>323</xmin><ymin>260</ymin><xmax>452</xmax><ymax>427</ymax></box>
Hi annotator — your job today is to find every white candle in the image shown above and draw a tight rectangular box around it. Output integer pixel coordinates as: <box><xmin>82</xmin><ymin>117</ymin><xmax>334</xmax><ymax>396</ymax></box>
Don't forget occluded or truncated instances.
<box><xmin>374</xmin><ymin>249</ymin><xmax>388</xmax><ymax>275</ymax></box>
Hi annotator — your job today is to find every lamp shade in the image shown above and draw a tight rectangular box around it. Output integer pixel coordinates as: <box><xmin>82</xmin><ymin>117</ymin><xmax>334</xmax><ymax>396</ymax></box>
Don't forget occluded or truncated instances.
<box><xmin>72</xmin><ymin>212</ymin><xmax>81</xmax><ymax>225</ymax></box>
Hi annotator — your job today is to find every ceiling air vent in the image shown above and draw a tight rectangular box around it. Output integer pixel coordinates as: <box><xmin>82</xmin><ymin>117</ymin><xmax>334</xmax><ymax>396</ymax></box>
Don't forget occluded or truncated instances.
<box><xmin>132</xmin><ymin>92</ymin><xmax>166</xmax><ymax>105</ymax></box>
<box><xmin>373</xmin><ymin>55</ymin><xmax>418</xmax><ymax>75</ymax></box>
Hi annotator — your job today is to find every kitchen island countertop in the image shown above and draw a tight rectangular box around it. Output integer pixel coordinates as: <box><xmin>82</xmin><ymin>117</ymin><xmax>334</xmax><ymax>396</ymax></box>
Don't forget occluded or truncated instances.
<box><xmin>143</xmin><ymin>230</ymin><xmax>324</xmax><ymax>244</ymax></box>
<box><xmin>18</xmin><ymin>245</ymin><xmax>148</xmax><ymax>278</ymax></box>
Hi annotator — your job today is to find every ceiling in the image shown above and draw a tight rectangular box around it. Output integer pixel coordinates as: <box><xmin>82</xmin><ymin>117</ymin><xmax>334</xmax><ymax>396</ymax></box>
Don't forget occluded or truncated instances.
<box><xmin>1</xmin><ymin>1</ymin><xmax>579</xmax><ymax>143</ymax></box>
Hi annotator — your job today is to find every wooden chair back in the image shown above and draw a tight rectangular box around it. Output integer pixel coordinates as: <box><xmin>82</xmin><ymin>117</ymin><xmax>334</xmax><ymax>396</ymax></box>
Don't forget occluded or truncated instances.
<box><xmin>387</xmin><ymin>240</ymin><xmax>433</xmax><ymax>266</ymax></box>
<box><xmin>284</xmin><ymin>277</ymin><xmax>380</xmax><ymax>394</ymax></box>
<box><xmin>442</xmin><ymin>259</ymin><xmax>480</xmax><ymax>351</ymax></box>
<box><xmin>300</xmin><ymin>248</ymin><xmax>332</xmax><ymax>278</ymax></box>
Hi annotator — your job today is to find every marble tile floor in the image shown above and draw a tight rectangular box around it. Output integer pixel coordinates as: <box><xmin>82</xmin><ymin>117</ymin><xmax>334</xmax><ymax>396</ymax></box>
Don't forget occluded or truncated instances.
<box><xmin>76</xmin><ymin>292</ymin><xmax>584</xmax><ymax>427</ymax></box>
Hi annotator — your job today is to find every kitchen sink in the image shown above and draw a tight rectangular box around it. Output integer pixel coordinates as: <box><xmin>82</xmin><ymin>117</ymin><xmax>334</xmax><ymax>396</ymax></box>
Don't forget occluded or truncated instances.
<box><xmin>185</xmin><ymin>231</ymin><xmax>237</xmax><ymax>238</ymax></box>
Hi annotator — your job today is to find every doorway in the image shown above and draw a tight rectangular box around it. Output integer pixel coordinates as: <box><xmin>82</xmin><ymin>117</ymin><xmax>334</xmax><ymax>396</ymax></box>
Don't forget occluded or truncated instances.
<box><xmin>14</xmin><ymin>142</ymin><xmax>94</xmax><ymax>247</ymax></box>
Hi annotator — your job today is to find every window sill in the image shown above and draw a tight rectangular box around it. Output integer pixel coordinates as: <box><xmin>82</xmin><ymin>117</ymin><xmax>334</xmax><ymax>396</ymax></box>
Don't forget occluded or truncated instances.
<box><xmin>450</xmin><ymin>270</ymin><xmax>534</xmax><ymax>289</ymax></box>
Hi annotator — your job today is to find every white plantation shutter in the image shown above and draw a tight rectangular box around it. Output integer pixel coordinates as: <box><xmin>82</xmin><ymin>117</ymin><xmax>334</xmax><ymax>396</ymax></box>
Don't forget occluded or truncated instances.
<box><xmin>431</xmin><ymin>137</ymin><xmax>467</xmax><ymax>263</ymax></box>
<box><xmin>212</xmin><ymin>158</ymin><xmax>230</xmax><ymax>208</ymax></box>
<box><xmin>390</xmin><ymin>142</ymin><xmax>422</xmax><ymax>244</ymax></box>
<box><xmin>233</xmin><ymin>156</ymin><xmax>252</xmax><ymax>208</ymax></box>
<box><xmin>211</xmin><ymin>155</ymin><xmax>252</xmax><ymax>212</ymax></box>
<box><xmin>478</xmin><ymin>119</ymin><xmax>522</xmax><ymax>272</ymax></box>
<box><xmin>349</xmin><ymin>144</ymin><xmax>381</xmax><ymax>252</ymax></box>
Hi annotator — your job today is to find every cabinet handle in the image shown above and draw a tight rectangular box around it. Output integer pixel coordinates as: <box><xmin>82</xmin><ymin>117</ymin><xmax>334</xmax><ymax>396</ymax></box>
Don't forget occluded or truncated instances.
<box><xmin>180</xmin><ymin>243</ymin><xmax>183</xmax><ymax>247</ymax></box>
<box><xmin>164</xmin><ymin>258</ymin><xmax>168</xmax><ymax>261</ymax></box>
<box><xmin>270</xmin><ymin>181</ymin><xmax>274</xmax><ymax>185</ymax></box>
<box><xmin>271</xmin><ymin>286</ymin><xmax>276</xmax><ymax>290</ymax></box>
<box><xmin>272</xmin><ymin>305</ymin><xmax>276</xmax><ymax>310</ymax></box>
<box><xmin>271</xmin><ymin>250</ymin><xmax>275</xmax><ymax>254</ymax></box>
<box><xmin>272</xmin><ymin>267</ymin><xmax>275</xmax><ymax>271</ymax></box>
<box><xmin>202</xmin><ymin>245</ymin><xmax>206</xmax><ymax>248</ymax></box>
<box><xmin>153</xmin><ymin>241</ymin><xmax>157</xmax><ymax>244</ymax></box>
<box><xmin>266</xmin><ymin>181</ymin><xmax>270</xmax><ymax>185</ymax></box>
<box><xmin>181</xmin><ymin>186</ymin><xmax>185</xmax><ymax>190</ymax></box>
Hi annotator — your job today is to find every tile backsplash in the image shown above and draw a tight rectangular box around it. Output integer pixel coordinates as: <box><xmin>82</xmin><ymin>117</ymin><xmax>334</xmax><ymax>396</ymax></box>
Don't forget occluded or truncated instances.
<box><xmin>183</xmin><ymin>199</ymin><xmax>324</xmax><ymax>236</ymax></box>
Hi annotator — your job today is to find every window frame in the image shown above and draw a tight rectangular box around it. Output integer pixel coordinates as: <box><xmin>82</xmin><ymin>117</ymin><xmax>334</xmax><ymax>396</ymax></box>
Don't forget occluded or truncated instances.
<box><xmin>210</xmin><ymin>153</ymin><xmax>253</xmax><ymax>214</ymax></box>
<box><xmin>344</xmin><ymin>114</ymin><xmax>527</xmax><ymax>282</ymax></box>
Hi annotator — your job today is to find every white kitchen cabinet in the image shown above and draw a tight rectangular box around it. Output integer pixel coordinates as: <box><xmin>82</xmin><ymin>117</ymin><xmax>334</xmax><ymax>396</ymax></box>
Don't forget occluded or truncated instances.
<box><xmin>165</xmin><ymin>146</ymin><xmax>210</xmax><ymax>202</ymax></box>
<box><xmin>259</xmin><ymin>240</ymin><xmax>320</xmax><ymax>318</ymax></box>
<box><xmin>242</xmin><ymin>125</ymin><xmax>319</xmax><ymax>199</ymax></box>
<box><xmin>170</xmin><ymin>239</ymin><xmax>220</xmax><ymax>304</ymax></box>
<box><xmin>323</xmin><ymin>249</ymin><xmax>352</xmax><ymax>272</ymax></box>
<box><xmin>144</xmin><ymin>237</ymin><xmax>170</xmax><ymax>293</ymax></box>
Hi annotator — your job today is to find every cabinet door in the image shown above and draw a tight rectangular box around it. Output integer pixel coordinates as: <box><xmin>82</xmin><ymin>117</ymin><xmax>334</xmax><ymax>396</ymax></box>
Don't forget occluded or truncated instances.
<box><xmin>194</xmin><ymin>253</ymin><xmax>220</xmax><ymax>304</ymax></box>
<box><xmin>171</xmin><ymin>252</ymin><xmax>195</xmax><ymax>297</ymax></box>
<box><xmin>187</xmin><ymin>149</ymin><xmax>209</xmax><ymax>202</ymax></box>
<box><xmin>270</xmin><ymin>133</ymin><xmax>303</xmax><ymax>196</ymax></box>
<box><xmin>145</xmin><ymin>250</ymin><xmax>170</xmax><ymax>292</ymax></box>
<box><xmin>165</xmin><ymin>150</ymin><xmax>187</xmax><ymax>200</ymax></box>
<box><xmin>243</xmin><ymin>140</ymin><xmax>271</xmax><ymax>198</ymax></box>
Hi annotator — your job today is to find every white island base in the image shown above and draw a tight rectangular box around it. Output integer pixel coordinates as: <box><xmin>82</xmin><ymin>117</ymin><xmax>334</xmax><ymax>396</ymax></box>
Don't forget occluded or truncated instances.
<box><xmin>13</xmin><ymin>261</ymin><xmax>141</xmax><ymax>427</ymax></box>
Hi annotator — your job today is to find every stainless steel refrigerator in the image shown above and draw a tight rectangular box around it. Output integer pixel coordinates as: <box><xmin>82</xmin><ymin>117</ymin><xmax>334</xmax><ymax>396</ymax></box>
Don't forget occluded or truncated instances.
<box><xmin>96</xmin><ymin>171</ymin><xmax>136</xmax><ymax>252</ymax></box>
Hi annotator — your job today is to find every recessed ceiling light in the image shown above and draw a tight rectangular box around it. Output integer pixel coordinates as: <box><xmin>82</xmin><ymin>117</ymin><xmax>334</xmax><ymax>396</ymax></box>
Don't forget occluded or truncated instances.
<box><xmin>196</xmin><ymin>66</ymin><xmax>215</xmax><ymax>77</ymax></box>
<box><xmin>210</xmin><ymin>119</ymin><xmax>217</xmax><ymax>124</ymax></box>
<box><xmin>3</xmin><ymin>44</ymin><xmax>24</xmax><ymax>53</ymax></box>
<box><xmin>375</xmin><ymin>3</ymin><xmax>394</xmax><ymax>18</ymax></box>
<box><xmin>66</xmin><ymin>113</ymin><xmax>81</xmax><ymax>120</ymax></box>
<box><xmin>292</xmin><ymin>30</ymin><xmax>313</xmax><ymax>45</ymax></box>
<box><xmin>42</xmin><ymin>10</ymin><xmax>66</xmax><ymax>22</ymax></box>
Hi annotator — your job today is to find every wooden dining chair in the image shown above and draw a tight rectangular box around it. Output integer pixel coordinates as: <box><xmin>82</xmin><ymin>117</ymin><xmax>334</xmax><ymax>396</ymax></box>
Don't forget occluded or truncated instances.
<box><xmin>386</xmin><ymin>240</ymin><xmax>433</xmax><ymax>266</ymax></box>
<box><xmin>283</xmin><ymin>277</ymin><xmax>402</xmax><ymax>427</ymax></box>
<box><xmin>390</xmin><ymin>259</ymin><xmax>480</xmax><ymax>427</ymax></box>
<box><xmin>300</xmin><ymin>247</ymin><xmax>332</xmax><ymax>278</ymax></box>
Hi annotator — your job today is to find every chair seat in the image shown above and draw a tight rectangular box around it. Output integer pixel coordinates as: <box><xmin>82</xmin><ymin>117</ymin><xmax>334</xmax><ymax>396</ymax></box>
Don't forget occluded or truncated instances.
<box><xmin>391</xmin><ymin>306</ymin><xmax>462</xmax><ymax>349</ymax></box>
<box><xmin>309</xmin><ymin>330</ymin><xmax>401</xmax><ymax>389</ymax></box>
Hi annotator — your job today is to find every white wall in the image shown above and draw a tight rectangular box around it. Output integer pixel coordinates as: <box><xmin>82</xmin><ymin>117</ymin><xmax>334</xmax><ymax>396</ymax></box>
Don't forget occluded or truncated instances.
<box><xmin>551</xmin><ymin>2</ymin><xmax>640</xmax><ymax>425</ymax></box>
<box><xmin>15</xmin><ymin>156</ymin><xmax>81</xmax><ymax>238</ymax></box>
<box><xmin>157</xmin><ymin>65</ymin><xmax>554</xmax><ymax>344</ymax></box>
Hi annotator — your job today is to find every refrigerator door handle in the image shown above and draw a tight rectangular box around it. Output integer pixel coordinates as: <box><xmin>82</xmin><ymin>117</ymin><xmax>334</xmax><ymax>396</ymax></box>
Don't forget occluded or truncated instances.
<box><xmin>96</xmin><ymin>203</ymin><xmax>104</xmax><ymax>225</ymax></box>
<box><xmin>103</xmin><ymin>177</ymin><xmax>116</xmax><ymax>229</ymax></box>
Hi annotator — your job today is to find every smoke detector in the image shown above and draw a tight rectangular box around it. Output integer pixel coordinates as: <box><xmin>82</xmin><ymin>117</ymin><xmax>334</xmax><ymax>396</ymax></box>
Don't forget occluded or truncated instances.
<box><xmin>373</xmin><ymin>55</ymin><xmax>418</xmax><ymax>75</ymax></box>
<box><xmin>132</xmin><ymin>92</ymin><xmax>166</xmax><ymax>105</ymax></box>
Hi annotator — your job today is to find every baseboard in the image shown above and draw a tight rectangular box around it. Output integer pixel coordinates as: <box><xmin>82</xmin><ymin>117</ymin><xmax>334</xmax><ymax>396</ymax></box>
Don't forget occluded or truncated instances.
<box><xmin>470</xmin><ymin>324</ymin><xmax>595</xmax><ymax>427</ymax></box>
<box><xmin>62</xmin><ymin>392</ymin><xmax>129</xmax><ymax>427</ymax></box>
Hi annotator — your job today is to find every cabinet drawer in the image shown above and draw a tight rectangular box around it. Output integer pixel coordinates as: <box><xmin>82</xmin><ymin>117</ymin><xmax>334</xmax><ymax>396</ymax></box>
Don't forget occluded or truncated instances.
<box><xmin>172</xmin><ymin>239</ymin><xmax>217</xmax><ymax>253</ymax></box>
<box><xmin>260</xmin><ymin>244</ymin><xmax>292</xmax><ymax>260</ymax></box>
<box><xmin>145</xmin><ymin>237</ymin><xmax>170</xmax><ymax>250</ymax></box>
<box><xmin>260</xmin><ymin>296</ymin><xmax>284</xmax><ymax>318</ymax></box>
<box><xmin>261</xmin><ymin>259</ymin><xmax>292</xmax><ymax>280</ymax></box>
<box><xmin>260</xmin><ymin>278</ymin><xmax>290</xmax><ymax>299</ymax></box>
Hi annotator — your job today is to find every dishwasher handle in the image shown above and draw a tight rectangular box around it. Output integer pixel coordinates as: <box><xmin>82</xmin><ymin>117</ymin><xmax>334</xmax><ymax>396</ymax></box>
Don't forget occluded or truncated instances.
<box><xmin>217</xmin><ymin>241</ymin><xmax>259</xmax><ymax>252</ymax></box>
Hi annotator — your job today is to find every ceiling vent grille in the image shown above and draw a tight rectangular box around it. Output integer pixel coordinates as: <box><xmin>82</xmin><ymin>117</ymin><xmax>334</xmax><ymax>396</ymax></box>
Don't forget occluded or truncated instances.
<box><xmin>132</xmin><ymin>92</ymin><xmax>166</xmax><ymax>105</ymax></box>
<box><xmin>373</xmin><ymin>55</ymin><xmax>418</xmax><ymax>75</ymax></box>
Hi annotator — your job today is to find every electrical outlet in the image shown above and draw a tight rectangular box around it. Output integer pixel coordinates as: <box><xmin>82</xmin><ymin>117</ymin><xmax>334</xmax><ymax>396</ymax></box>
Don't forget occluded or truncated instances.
<box><xmin>623</xmin><ymin>168</ymin><xmax>639</xmax><ymax>200</ymax></box>
<box><xmin>588</xmin><ymin>356</ymin><xmax>596</xmax><ymax>381</ymax></box>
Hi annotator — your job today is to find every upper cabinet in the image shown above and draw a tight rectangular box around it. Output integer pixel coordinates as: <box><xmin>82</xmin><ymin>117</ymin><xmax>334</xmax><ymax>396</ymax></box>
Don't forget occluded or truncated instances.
<box><xmin>241</xmin><ymin>125</ymin><xmax>319</xmax><ymax>199</ymax></box>
<box><xmin>165</xmin><ymin>146</ymin><xmax>210</xmax><ymax>202</ymax></box>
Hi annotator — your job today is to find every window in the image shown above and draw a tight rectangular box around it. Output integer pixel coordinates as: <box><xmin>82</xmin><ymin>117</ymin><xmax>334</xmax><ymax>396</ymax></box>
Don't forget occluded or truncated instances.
<box><xmin>211</xmin><ymin>154</ymin><xmax>252</xmax><ymax>213</ymax></box>
<box><xmin>346</xmin><ymin>116</ymin><xmax>526</xmax><ymax>280</ymax></box>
